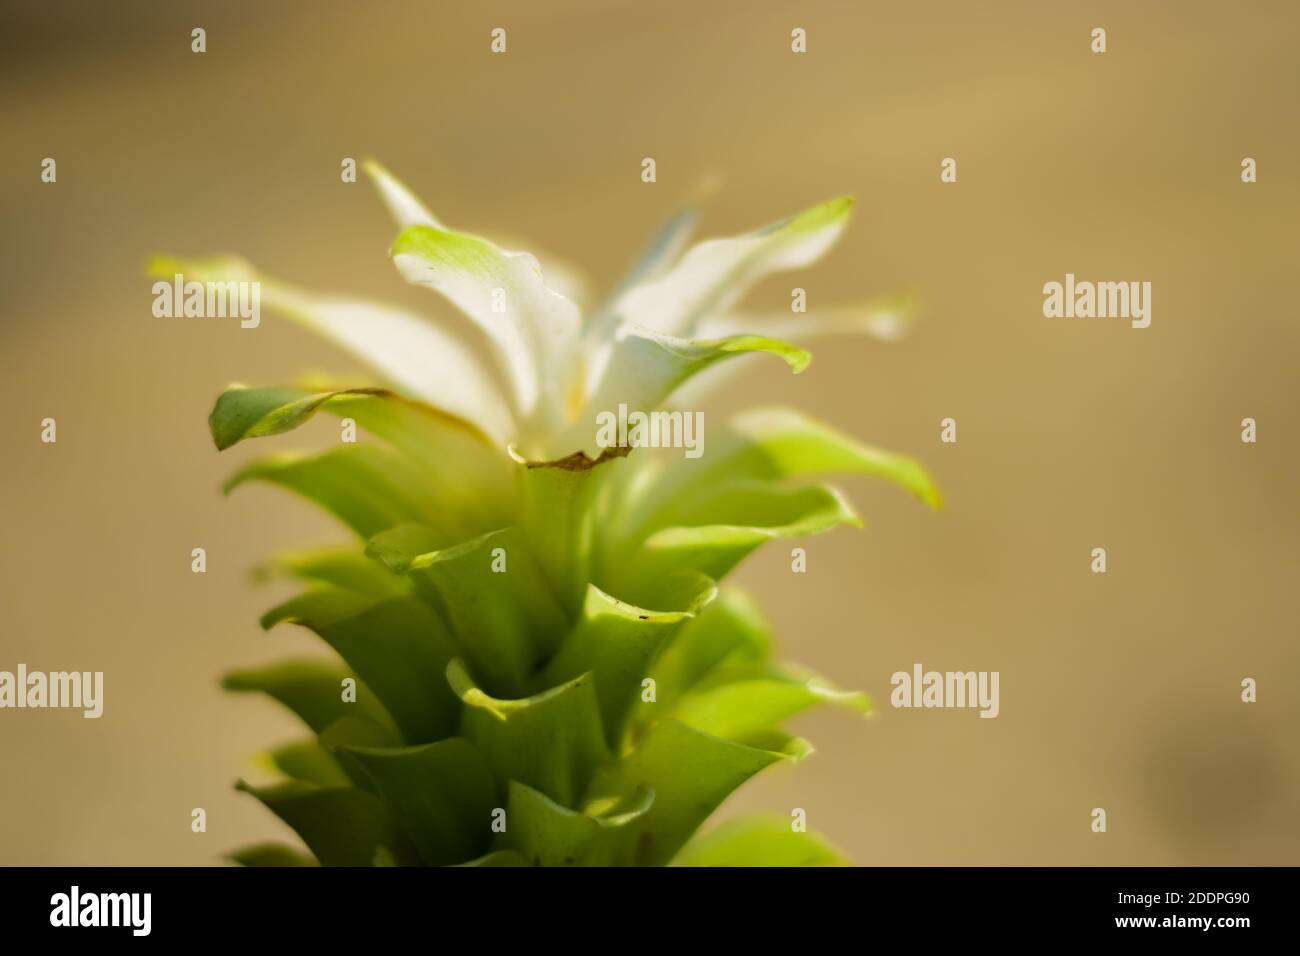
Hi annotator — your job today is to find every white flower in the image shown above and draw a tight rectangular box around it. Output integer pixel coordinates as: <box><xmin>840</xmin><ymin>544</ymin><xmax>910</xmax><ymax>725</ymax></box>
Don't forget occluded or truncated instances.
<box><xmin>158</xmin><ymin>161</ymin><xmax>908</xmax><ymax>464</ymax></box>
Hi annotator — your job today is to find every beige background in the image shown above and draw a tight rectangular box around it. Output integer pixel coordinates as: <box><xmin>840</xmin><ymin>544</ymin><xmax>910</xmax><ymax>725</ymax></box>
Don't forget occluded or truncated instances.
<box><xmin>1</xmin><ymin>0</ymin><xmax>1296</xmax><ymax>865</ymax></box>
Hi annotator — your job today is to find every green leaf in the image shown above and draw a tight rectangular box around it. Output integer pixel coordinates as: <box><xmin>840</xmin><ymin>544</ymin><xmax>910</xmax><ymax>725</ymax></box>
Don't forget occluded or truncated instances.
<box><xmin>669</xmin><ymin>664</ymin><xmax>870</xmax><ymax>741</ymax></box>
<box><xmin>221</xmin><ymin>658</ymin><xmax>398</xmax><ymax>740</ymax></box>
<box><xmin>317</xmin><ymin>715</ymin><xmax>402</xmax><ymax>757</ymax></box>
<box><xmin>619</xmin><ymin>408</ymin><xmax>941</xmax><ymax>546</ymax></box>
<box><xmin>672</xmin><ymin>814</ymin><xmax>851</xmax><ymax>867</ymax></box>
<box><xmin>209</xmin><ymin>385</ymin><xmax>379</xmax><ymax>451</ymax></box>
<box><xmin>265</xmin><ymin>738</ymin><xmax>351</xmax><ymax>787</ymax></box>
<box><xmin>586</xmin><ymin>719</ymin><xmax>811</xmax><ymax>865</ymax></box>
<box><xmin>363</xmin><ymin>523</ymin><xmax>456</xmax><ymax>620</ymax></box>
<box><xmin>364</xmin><ymin>522</ymin><xmax>454</xmax><ymax>573</ymax></box>
<box><xmin>538</xmin><ymin>584</ymin><xmax>694</xmax><ymax>748</ymax></box>
<box><xmin>253</xmin><ymin>544</ymin><xmax>411</xmax><ymax>599</ymax></box>
<box><xmin>338</xmin><ymin>737</ymin><xmax>498</xmax><ymax>866</ymax></box>
<box><xmin>634</xmin><ymin>592</ymin><xmax>870</xmax><ymax>747</ymax></box>
<box><xmin>512</xmin><ymin>452</ymin><xmax>630</xmax><ymax>612</ymax></box>
<box><xmin>224</xmin><ymin>445</ymin><xmax>448</xmax><ymax>540</ymax></box>
<box><xmin>726</xmin><ymin>407</ymin><xmax>941</xmax><ymax>509</ymax></box>
<box><xmin>664</xmin><ymin>478</ymin><xmax>860</xmax><ymax>533</ymax></box>
<box><xmin>644</xmin><ymin>587</ymin><xmax>772</xmax><ymax>717</ymax></box>
<box><xmin>227</xmin><ymin>842</ymin><xmax>319</xmax><ymax>867</ymax></box>
<box><xmin>209</xmin><ymin>384</ymin><xmax>510</xmax><ymax>529</ymax></box>
<box><xmin>148</xmin><ymin>254</ymin><xmax>513</xmax><ymax>442</ymax></box>
<box><xmin>612</xmin><ymin>482</ymin><xmax>860</xmax><ymax>600</ymax></box>
<box><xmin>235</xmin><ymin>780</ymin><xmax>413</xmax><ymax>867</ymax></box>
<box><xmin>559</xmin><ymin>329</ymin><xmax>809</xmax><ymax>459</ymax></box>
<box><xmin>316</xmin><ymin>716</ymin><xmax>402</xmax><ymax>793</ymax></box>
<box><xmin>448</xmin><ymin>660</ymin><xmax>611</xmax><ymax>810</ymax></box>
<box><xmin>394</xmin><ymin>527</ymin><xmax>569</xmax><ymax>698</ymax></box>
<box><xmin>262</xmin><ymin>589</ymin><xmax>462</xmax><ymax>743</ymax></box>
<box><xmin>499</xmin><ymin>781</ymin><xmax>653</xmax><ymax>866</ymax></box>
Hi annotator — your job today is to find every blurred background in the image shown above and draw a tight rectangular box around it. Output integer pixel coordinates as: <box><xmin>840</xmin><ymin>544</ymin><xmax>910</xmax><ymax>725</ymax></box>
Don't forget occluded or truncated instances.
<box><xmin>1</xmin><ymin>0</ymin><xmax>1297</xmax><ymax>865</ymax></box>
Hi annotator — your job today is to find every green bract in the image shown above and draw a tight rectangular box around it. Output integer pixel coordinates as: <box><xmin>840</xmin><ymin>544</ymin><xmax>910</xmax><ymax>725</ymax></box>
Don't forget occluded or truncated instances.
<box><xmin>168</xmin><ymin>161</ymin><xmax>940</xmax><ymax>867</ymax></box>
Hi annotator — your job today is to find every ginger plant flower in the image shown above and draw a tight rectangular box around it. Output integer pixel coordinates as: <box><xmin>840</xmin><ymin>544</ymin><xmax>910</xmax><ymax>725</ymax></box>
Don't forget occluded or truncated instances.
<box><xmin>155</xmin><ymin>161</ymin><xmax>940</xmax><ymax>867</ymax></box>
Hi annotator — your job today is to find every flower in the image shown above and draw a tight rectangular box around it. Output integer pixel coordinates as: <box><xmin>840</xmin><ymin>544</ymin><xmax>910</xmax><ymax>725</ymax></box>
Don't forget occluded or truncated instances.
<box><xmin>156</xmin><ymin>161</ymin><xmax>940</xmax><ymax>867</ymax></box>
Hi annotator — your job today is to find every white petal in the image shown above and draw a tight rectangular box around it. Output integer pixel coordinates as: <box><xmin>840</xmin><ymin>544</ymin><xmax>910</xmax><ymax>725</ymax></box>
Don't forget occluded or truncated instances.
<box><xmin>694</xmin><ymin>297</ymin><xmax>912</xmax><ymax>344</ymax></box>
<box><xmin>607</xmin><ymin>197</ymin><xmax>854</xmax><ymax>340</ymax></box>
<box><xmin>487</xmin><ymin>233</ymin><xmax>593</xmax><ymax>310</ymax></box>
<box><xmin>390</xmin><ymin>225</ymin><xmax>582</xmax><ymax>439</ymax></box>
<box><xmin>363</xmin><ymin>159</ymin><xmax>442</xmax><ymax>229</ymax></box>
<box><xmin>674</xmin><ymin>296</ymin><xmax>913</xmax><ymax>407</ymax></box>
<box><xmin>586</xmin><ymin>205</ymin><xmax>699</xmax><ymax>343</ymax></box>
<box><xmin>148</xmin><ymin>254</ymin><xmax>513</xmax><ymax>443</ymax></box>
<box><xmin>365</xmin><ymin>161</ymin><xmax>592</xmax><ymax>309</ymax></box>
